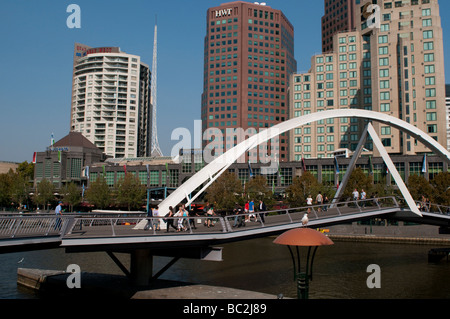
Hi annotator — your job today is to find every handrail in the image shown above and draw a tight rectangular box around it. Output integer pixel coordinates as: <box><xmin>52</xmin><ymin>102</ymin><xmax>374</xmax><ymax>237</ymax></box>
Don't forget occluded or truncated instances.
<box><xmin>4</xmin><ymin>196</ymin><xmax>447</xmax><ymax>242</ymax></box>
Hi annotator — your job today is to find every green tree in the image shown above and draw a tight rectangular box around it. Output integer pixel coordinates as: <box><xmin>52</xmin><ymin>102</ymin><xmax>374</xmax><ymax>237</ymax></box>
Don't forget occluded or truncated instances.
<box><xmin>116</xmin><ymin>173</ymin><xmax>146</xmax><ymax>211</ymax></box>
<box><xmin>285</xmin><ymin>171</ymin><xmax>321</xmax><ymax>208</ymax></box>
<box><xmin>342</xmin><ymin>167</ymin><xmax>373</xmax><ymax>200</ymax></box>
<box><xmin>62</xmin><ymin>182</ymin><xmax>82</xmax><ymax>212</ymax></box>
<box><xmin>16</xmin><ymin>161</ymin><xmax>34</xmax><ymax>182</ymax></box>
<box><xmin>35</xmin><ymin>179</ymin><xmax>55</xmax><ymax>209</ymax></box>
<box><xmin>407</xmin><ymin>174</ymin><xmax>434</xmax><ymax>202</ymax></box>
<box><xmin>86</xmin><ymin>176</ymin><xmax>111</xmax><ymax>209</ymax></box>
<box><xmin>205</xmin><ymin>172</ymin><xmax>243</xmax><ymax>211</ymax></box>
<box><xmin>245</xmin><ymin>175</ymin><xmax>275</xmax><ymax>209</ymax></box>
<box><xmin>0</xmin><ymin>172</ymin><xmax>13</xmax><ymax>207</ymax></box>
<box><xmin>430</xmin><ymin>172</ymin><xmax>450</xmax><ymax>206</ymax></box>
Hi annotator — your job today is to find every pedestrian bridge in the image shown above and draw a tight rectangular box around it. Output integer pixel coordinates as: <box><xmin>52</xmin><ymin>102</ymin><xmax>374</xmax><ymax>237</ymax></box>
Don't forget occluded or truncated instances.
<box><xmin>1</xmin><ymin>197</ymin><xmax>449</xmax><ymax>254</ymax></box>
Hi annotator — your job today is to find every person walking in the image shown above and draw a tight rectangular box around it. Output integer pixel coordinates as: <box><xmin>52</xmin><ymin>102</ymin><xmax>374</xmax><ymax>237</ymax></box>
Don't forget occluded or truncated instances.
<box><xmin>249</xmin><ymin>199</ymin><xmax>256</xmax><ymax>222</ymax></box>
<box><xmin>360</xmin><ymin>189</ymin><xmax>367</xmax><ymax>208</ymax></box>
<box><xmin>152</xmin><ymin>206</ymin><xmax>160</xmax><ymax>231</ymax></box>
<box><xmin>165</xmin><ymin>206</ymin><xmax>178</xmax><ymax>232</ymax></box>
<box><xmin>54</xmin><ymin>201</ymin><xmax>63</xmax><ymax>230</ymax></box>
<box><xmin>306</xmin><ymin>195</ymin><xmax>313</xmax><ymax>213</ymax></box>
<box><xmin>244</xmin><ymin>201</ymin><xmax>250</xmax><ymax>222</ymax></box>
<box><xmin>316</xmin><ymin>192</ymin><xmax>323</xmax><ymax>213</ymax></box>
<box><xmin>258</xmin><ymin>199</ymin><xmax>267</xmax><ymax>223</ymax></box>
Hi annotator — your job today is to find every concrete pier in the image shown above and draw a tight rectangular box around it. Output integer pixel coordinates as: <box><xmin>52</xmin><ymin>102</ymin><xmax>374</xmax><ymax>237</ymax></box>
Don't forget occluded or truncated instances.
<box><xmin>17</xmin><ymin>268</ymin><xmax>281</xmax><ymax>299</ymax></box>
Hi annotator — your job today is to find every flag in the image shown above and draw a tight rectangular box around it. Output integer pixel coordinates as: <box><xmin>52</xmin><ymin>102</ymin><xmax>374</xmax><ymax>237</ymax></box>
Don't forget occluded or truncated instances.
<box><xmin>58</xmin><ymin>151</ymin><xmax>61</xmax><ymax>163</ymax></box>
<box><xmin>82</xmin><ymin>183</ymin><xmax>85</xmax><ymax>199</ymax></box>
<box><xmin>146</xmin><ymin>164</ymin><xmax>150</xmax><ymax>180</ymax></box>
<box><xmin>301</xmin><ymin>156</ymin><xmax>307</xmax><ymax>172</ymax></box>
<box><xmin>51</xmin><ymin>133</ymin><xmax>55</xmax><ymax>146</ymax></box>
<box><xmin>32</xmin><ymin>152</ymin><xmax>37</xmax><ymax>164</ymax></box>
<box><xmin>422</xmin><ymin>154</ymin><xmax>427</xmax><ymax>174</ymax></box>
<box><xmin>123</xmin><ymin>164</ymin><xmax>127</xmax><ymax>175</ymax></box>
<box><xmin>334</xmin><ymin>156</ymin><xmax>340</xmax><ymax>174</ymax></box>
<box><xmin>102</xmin><ymin>165</ymin><xmax>106</xmax><ymax>176</ymax></box>
<box><xmin>272</xmin><ymin>178</ymin><xmax>275</xmax><ymax>193</ymax></box>
<box><xmin>248</xmin><ymin>160</ymin><xmax>253</xmax><ymax>178</ymax></box>
<box><xmin>85</xmin><ymin>166</ymin><xmax>89</xmax><ymax>179</ymax></box>
<box><xmin>334</xmin><ymin>156</ymin><xmax>340</xmax><ymax>188</ymax></box>
<box><xmin>368</xmin><ymin>156</ymin><xmax>374</xmax><ymax>175</ymax></box>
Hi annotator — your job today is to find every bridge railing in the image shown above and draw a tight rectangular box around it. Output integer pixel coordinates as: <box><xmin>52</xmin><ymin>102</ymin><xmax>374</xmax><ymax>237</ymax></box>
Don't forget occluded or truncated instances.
<box><xmin>0</xmin><ymin>197</ymin><xmax>400</xmax><ymax>241</ymax></box>
<box><xmin>415</xmin><ymin>201</ymin><xmax>450</xmax><ymax>216</ymax></box>
<box><xmin>0</xmin><ymin>215</ymin><xmax>73</xmax><ymax>239</ymax></box>
<box><xmin>223</xmin><ymin>196</ymin><xmax>400</xmax><ymax>231</ymax></box>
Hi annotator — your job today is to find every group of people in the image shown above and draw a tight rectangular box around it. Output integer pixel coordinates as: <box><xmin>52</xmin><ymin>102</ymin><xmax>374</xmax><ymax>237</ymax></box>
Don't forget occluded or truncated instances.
<box><xmin>232</xmin><ymin>200</ymin><xmax>267</xmax><ymax>227</ymax></box>
<box><xmin>148</xmin><ymin>199</ymin><xmax>270</xmax><ymax>232</ymax></box>
<box><xmin>305</xmin><ymin>192</ymin><xmax>330</xmax><ymax>213</ymax></box>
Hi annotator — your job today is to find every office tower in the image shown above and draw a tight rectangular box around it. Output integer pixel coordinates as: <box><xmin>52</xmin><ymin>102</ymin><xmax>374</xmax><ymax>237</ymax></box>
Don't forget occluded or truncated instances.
<box><xmin>290</xmin><ymin>0</ymin><xmax>446</xmax><ymax>160</ymax></box>
<box><xmin>70</xmin><ymin>43</ymin><xmax>152</xmax><ymax>159</ymax></box>
<box><xmin>201</xmin><ymin>1</ymin><xmax>297</xmax><ymax>163</ymax></box>
<box><xmin>322</xmin><ymin>0</ymin><xmax>356</xmax><ymax>53</ymax></box>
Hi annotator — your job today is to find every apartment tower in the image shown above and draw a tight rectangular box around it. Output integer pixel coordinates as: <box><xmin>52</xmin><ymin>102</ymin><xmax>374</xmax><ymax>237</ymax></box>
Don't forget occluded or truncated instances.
<box><xmin>70</xmin><ymin>43</ymin><xmax>152</xmax><ymax>159</ymax></box>
<box><xmin>290</xmin><ymin>0</ymin><xmax>446</xmax><ymax>161</ymax></box>
<box><xmin>201</xmin><ymin>1</ymin><xmax>296</xmax><ymax>163</ymax></box>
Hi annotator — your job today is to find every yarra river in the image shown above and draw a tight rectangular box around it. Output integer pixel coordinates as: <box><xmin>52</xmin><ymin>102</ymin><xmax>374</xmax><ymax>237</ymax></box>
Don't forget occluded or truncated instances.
<box><xmin>0</xmin><ymin>237</ymin><xmax>449</xmax><ymax>299</ymax></box>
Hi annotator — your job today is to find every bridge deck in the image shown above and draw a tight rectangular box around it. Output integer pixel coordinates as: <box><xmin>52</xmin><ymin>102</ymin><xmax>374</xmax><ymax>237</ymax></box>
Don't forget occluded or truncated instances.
<box><xmin>1</xmin><ymin>197</ymin><xmax>449</xmax><ymax>253</ymax></box>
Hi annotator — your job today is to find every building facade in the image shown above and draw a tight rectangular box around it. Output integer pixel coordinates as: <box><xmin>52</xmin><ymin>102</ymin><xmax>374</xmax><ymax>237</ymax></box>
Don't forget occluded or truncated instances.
<box><xmin>322</xmin><ymin>0</ymin><xmax>356</xmax><ymax>53</ymax></box>
<box><xmin>201</xmin><ymin>1</ymin><xmax>297</xmax><ymax>163</ymax></box>
<box><xmin>70</xmin><ymin>43</ymin><xmax>152</xmax><ymax>159</ymax></box>
<box><xmin>291</xmin><ymin>0</ymin><xmax>446</xmax><ymax>160</ymax></box>
<box><xmin>33</xmin><ymin>132</ymin><xmax>107</xmax><ymax>189</ymax></box>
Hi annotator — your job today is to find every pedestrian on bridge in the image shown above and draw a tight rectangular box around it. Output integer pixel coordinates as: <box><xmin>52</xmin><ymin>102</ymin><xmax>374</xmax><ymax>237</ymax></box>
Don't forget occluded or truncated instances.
<box><xmin>152</xmin><ymin>206</ymin><xmax>160</xmax><ymax>231</ymax></box>
<box><xmin>54</xmin><ymin>201</ymin><xmax>63</xmax><ymax>230</ymax></box>
<box><xmin>258</xmin><ymin>200</ymin><xmax>267</xmax><ymax>223</ymax></box>
<box><xmin>306</xmin><ymin>195</ymin><xmax>313</xmax><ymax>213</ymax></box>
<box><xmin>165</xmin><ymin>206</ymin><xmax>178</xmax><ymax>232</ymax></box>
<box><xmin>316</xmin><ymin>192</ymin><xmax>323</xmax><ymax>213</ymax></box>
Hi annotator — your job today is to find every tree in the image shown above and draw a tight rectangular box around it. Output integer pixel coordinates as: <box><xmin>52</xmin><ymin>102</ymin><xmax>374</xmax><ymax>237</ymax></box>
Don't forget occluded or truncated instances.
<box><xmin>62</xmin><ymin>182</ymin><xmax>82</xmax><ymax>212</ymax></box>
<box><xmin>0</xmin><ymin>172</ymin><xmax>13</xmax><ymax>207</ymax></box>
<box><xmin>85</xmin><ymin>176</ymin><xmax>111</xmax><ymax>209</ymax></box>
<box><xmin>430</xmin><ymin>172</ymin><xmax>450</xmax><ymax>206</ymax></box>
<box><xmin>35</xmin><ymin>179</ymin><xmax>55</xmax><ymax>210</ymax></box>
<box><xmin>205</xmin><ymin>172</ymin><xmax>243</xmax><ymax>211</ymax></box>
<box><xmin>342</xmin><ymin>167</ymin><xmax>373</xmax><ymax>200</ymax></box>
<box><xmin>285</xmin><ymin>171</ymin><xmax>322</xmax><ymax>208</ymax></box>
<box><xmin>115</xmin><ymin>173</ymin><xmax>146</xmax><ymax>211</ymax></box>
<box><xmin>244</xmin><ymin>175</ymin><xmax>275</xmax><ymax>209</ymax></box>
<box><xmin>407</xmin><ymin>174</ymin><xmax>434</xmax><ymax>202</ymax></box>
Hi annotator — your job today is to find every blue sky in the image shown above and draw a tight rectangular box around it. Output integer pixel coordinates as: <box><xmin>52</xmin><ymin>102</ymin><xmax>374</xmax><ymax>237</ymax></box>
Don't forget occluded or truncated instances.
<box><xmin>1</xmin><ymin>0</ymin><xmax>450</xmax><ymax>163</ymax></box>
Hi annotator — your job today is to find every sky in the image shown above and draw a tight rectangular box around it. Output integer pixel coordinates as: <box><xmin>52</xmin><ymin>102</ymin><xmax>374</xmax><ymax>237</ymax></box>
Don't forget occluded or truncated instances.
<box><xmin>1</xmin><ymin>0</ymin><xmax>450</xmax><ymax>163</ymax></box>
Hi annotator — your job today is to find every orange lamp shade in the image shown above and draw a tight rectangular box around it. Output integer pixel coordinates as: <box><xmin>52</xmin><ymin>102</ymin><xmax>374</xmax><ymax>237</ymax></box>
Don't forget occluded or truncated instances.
<box><xmin>273</xmin><ymin>228</ymin><xmax>334</xmax><ymax>247</ymax></box>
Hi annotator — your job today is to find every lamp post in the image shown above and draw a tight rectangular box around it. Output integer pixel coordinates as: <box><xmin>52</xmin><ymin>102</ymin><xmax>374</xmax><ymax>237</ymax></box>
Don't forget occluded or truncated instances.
<box><xmin>273</xmin><ymin>228</ymin><xmax>334</xmax><ymax>299</ymax></box>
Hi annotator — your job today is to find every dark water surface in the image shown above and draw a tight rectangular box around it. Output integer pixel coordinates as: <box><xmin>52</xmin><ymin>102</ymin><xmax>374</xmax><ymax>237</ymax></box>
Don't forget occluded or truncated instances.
<box><xmin>1</xmin><ymin>238</ymin><xmax>449</xmax><ymax>299</ymax></box>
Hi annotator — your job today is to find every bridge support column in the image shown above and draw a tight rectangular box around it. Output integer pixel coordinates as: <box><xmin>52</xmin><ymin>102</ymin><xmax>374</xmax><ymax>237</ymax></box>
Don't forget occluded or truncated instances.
<box><xmin>130</xmin><ymin>249</ymin><xmax>153</xmax><ymax>286</ymax></box>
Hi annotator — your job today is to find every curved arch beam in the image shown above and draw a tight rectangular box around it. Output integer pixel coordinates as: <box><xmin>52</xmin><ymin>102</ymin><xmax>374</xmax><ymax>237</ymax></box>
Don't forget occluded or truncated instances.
<box><xmin>157</xmin><ymin>110</ymin><xmax>450</xmax><ymax>216</ymax></box>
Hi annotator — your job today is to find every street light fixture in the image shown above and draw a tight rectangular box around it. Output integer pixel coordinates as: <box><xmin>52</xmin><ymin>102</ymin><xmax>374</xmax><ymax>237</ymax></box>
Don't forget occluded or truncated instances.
<box><xmin>273</xmin><ymin>228</ymin><xmax>334</xmax><ymax>299</ymax></box>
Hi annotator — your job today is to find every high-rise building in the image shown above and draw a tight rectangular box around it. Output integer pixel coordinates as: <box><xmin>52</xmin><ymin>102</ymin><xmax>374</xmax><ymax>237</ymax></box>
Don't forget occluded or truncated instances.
<box><xmin>290</xmin><ymin>0</ymin><xmax>446</xmax><ymax>160</ymax></box>
<box><xmin>201</xmin><ymin>1</ymin><xmax>296</xmax><ymax>163</ymax></box>
<box><xmin>321</xmin><ymin>0</ymin><xmax>356</xmax><ymax>53</ymax></box>
<box><xmin>70</xmin><ymin>43</ymin><xmax>152</xmax><ymax>159</ymax></box>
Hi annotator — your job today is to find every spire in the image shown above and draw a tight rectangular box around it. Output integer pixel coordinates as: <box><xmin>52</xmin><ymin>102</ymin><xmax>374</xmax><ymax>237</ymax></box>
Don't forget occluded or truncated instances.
<box><xmin>151</xmin><ymin>16</ymin><xmax>163</xmax><ymax>157</ymax></box>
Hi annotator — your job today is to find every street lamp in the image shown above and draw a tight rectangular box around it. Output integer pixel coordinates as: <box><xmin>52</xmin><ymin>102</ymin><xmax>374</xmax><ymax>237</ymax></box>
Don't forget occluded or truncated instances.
<box><xmin>273</xmin><ymin>228</ymin><xmax>334</xmax><ymax>299</ymax></box>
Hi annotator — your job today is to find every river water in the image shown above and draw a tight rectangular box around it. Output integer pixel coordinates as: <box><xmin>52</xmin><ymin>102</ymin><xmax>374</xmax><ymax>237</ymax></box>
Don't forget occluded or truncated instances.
<box><xmin>1</xmin><ymin>238</ymin><xmax>449</xmax><ymax>299</ymax></box>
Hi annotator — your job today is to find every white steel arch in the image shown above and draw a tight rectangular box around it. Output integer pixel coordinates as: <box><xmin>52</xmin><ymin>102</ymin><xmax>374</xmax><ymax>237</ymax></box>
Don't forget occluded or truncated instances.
<box><xmin>139</xmin><ymin>110</ymin><xmax>450</xmax><ymax>227</ymax></box>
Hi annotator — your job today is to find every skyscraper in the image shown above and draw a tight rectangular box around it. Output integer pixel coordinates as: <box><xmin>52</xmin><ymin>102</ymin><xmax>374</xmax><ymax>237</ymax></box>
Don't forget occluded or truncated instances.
<box><xmin>290</xmin><ymin>0</ymin><xmax>446</xmax><ymax>160</ymax></box>
<box><xmin>201</xmin><ymin>1</ymin><xmax>296</xmax><ymax>163</ymax></box>
<box><xmin>70</xmin><ymin>43</ymin><xmax>151</xmax><ymax>159</ymax></box>
<box><xmin>321</xmin><ymin>0</ymin><xmax>356</xmax><ymax>53</ymax></box>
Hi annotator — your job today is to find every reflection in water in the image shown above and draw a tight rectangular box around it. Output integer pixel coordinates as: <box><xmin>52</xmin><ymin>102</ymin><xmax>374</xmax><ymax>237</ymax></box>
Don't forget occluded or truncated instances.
<box><xmin>1</xmin><ymin>237</ymin><xmax>449</xmax><ymax>299</ymax></box>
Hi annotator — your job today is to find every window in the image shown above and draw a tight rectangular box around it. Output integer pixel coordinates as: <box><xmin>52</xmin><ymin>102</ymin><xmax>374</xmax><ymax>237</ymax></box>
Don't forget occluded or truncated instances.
<box><xmin>423</xmin><ymin>30</ymin><xmax>433</xmax><ymax>39</ymax></box>
<box><xmin>378</xmin><ymin>35</ymin><xmax>388</xmax><ymax>44</ymax></box>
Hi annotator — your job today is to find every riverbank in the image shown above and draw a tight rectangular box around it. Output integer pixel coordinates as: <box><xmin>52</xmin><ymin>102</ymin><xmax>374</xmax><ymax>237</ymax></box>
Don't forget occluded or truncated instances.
<box><xmin>326</xmin><ymin>222</ymin><xmax>450</xmax><ymax>245</ymax></box>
